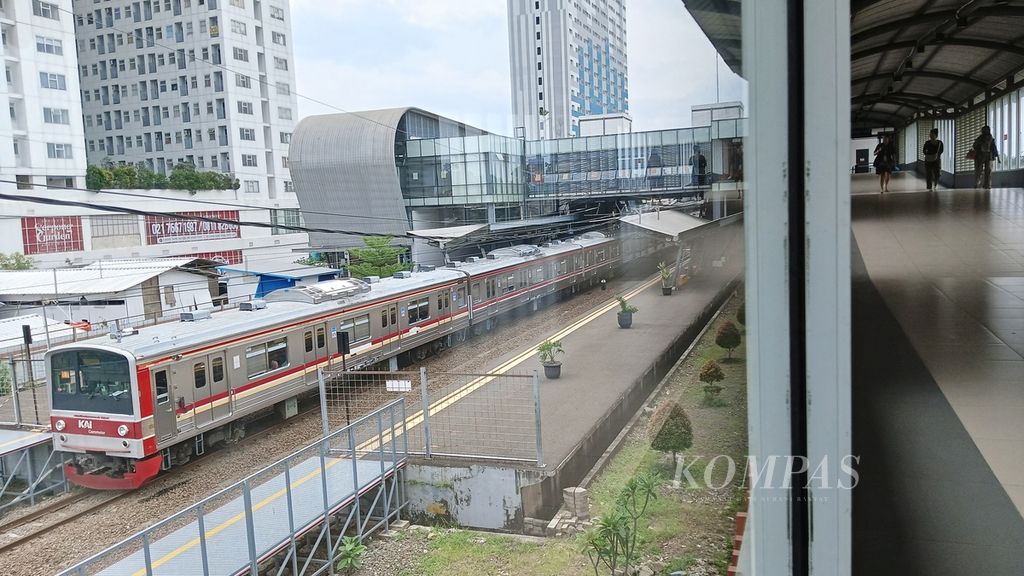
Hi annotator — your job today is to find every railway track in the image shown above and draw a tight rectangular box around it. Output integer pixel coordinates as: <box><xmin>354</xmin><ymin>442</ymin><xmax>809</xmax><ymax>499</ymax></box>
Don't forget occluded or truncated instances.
<box><xmin>0</xmin><ymin>402</ymin><xmax>322</xmax><ymax>555</ymax></box>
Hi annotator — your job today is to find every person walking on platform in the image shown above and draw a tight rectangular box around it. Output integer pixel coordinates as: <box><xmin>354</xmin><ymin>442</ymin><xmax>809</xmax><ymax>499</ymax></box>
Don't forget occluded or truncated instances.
<box><xmin>922</xmin><ymin>128</ymin><xmax>944</xmax><ymax>190</ymax></box>
<box><xmin>970</xmin><ymin>125</ymin><xmax>994</xmax><ymax>189</ymax></box>
<box><xmin>873</xmin><ymin>134</ymin><xmax>896</xmax><ymax>193</ymax></box>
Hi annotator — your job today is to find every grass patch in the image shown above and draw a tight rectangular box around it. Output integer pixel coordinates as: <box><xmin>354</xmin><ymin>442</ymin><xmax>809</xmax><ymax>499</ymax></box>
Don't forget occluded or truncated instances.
<box><xmin>400</xmin><ymin>530</ymin><xmax>589</xmax><ymax>576</ymax></box>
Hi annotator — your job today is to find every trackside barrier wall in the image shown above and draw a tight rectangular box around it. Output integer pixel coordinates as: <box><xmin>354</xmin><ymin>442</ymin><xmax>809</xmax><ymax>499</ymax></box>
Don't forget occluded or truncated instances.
<box><xmin>57</xmin><ymin>399</ymin><xmax>408</xmax><ymax>576</ymax></box>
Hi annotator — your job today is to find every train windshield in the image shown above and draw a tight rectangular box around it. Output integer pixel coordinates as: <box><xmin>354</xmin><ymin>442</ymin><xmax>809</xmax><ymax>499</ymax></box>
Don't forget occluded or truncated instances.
<box><xmin>50</xmin><ymin>349</ymin><xmax>134</xmax><ymax>415</ymax></box>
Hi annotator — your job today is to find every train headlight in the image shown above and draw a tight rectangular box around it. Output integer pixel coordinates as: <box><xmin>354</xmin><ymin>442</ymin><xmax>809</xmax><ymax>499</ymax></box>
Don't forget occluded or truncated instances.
<box><xmin>54</xmin><ymin>419</ymin><xmax>66</xmax><ymax>431</ymax></box>
<box><xmin>117</xmin><ymin>424</ymin><xmax>130</xmax><ymax>437</ymax></box>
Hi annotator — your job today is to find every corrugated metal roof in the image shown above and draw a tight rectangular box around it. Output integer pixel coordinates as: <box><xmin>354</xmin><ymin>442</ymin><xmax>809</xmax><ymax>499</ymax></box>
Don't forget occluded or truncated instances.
<box><xmin>0</xmin><ymin>258</ymin><xmax>210</xmax><ymax>297</ymax></box>
<box><xmin>217</xmin><ymin>256</ymin><xmax>342</xmax><ymax>279</ymax></box>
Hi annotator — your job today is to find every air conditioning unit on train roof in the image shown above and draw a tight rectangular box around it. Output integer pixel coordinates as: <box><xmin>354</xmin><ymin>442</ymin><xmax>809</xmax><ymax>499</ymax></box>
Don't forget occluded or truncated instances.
<box><xmin>239</xmin><ymin>300</ymin><xmax>266</xmax><ymax>311</ymax></box>
<box><xmin>180</xmin><ymin>309</ymin><xmax>212</xmax><ymax>322</ymax></box>
<box><xmin>364</xmin><ymin>276</ymin><xmax>380</xmax><ymax>283</ymax></box>
<box><xmin>264</xmin><ymin>278</ymin><xmax>370</xmax><ymax>305</ymax></box>
<box><xmin>393</xmin><ymin>271</ymin><xmax>413</xmax><ymax>279</ymax></box>
<box><xmin>448</xmin><ymin>261</ymin><xmax>463</xmax><ymax>267</ymax></box>
<box><xmin>466</xmin><ymin>256</ymin><xmax>480</xmax><ymax>263</ymax></box>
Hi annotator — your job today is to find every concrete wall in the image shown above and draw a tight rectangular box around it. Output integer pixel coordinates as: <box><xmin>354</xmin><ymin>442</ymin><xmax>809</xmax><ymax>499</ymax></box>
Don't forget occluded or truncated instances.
<box><xmin>404</xmin><ymin>461</ymin><xmax>544</xmax><ymax>531</ymax></box>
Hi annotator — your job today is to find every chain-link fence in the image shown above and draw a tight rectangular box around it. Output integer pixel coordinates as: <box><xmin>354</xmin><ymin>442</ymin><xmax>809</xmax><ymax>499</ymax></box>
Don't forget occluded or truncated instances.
<box><xmin>0</xmin><ymin>358</ymin><xmax>49</xmax><ymax>427</ymax></box>
<box><xmin>319</xmin><ymin>368</ymin><xmax>543</xmax><ymax>466</ymax></box>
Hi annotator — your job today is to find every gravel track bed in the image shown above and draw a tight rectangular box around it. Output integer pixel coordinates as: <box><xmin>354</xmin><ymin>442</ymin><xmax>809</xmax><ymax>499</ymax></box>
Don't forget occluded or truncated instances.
<box><xmin>10</xmin><ymin>271</ymin><xmax>651</xmax><ymax>576</ymax></box>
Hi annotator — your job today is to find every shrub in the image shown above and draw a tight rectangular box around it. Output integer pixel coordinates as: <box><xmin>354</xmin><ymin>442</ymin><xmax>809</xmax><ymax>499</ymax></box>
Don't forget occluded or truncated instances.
<box><xmin>715</xmin><ymin>321</ymin><xmax>742</xmax><ymax>359</ymax></box>
<box><xmin>650</xmin><ymin>401</ymin><xmax>693</xmax><ymax>456</ymax></box>
<box><xmin>86</xmin><ymin>165</ymin><xmax>113</xmax><ymax>190</ymax></box>
<box><xmin>334</xmin><ymin>536</ymin><xmax>366</xmax><ymax>573</ymax></box>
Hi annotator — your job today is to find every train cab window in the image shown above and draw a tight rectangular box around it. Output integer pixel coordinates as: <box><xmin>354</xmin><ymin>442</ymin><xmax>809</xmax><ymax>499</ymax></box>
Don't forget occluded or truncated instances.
<box><xmin>154</xmin><ymin>370</ymin><xmax>169</xmax><ymax>405</ymax></box>
<box><xmin>457</xmin><ymin>287</ymin><xmax>467</xmax><ymax>308</ymax></box>
<box><xmin>408</xmin><ymin>297</ymin><xmax>430</xmax><ymax>323</ymax></box>
<box><xmin>194</xmin><ymin>362</ymin><xmax>207</xmax><ymax>389</ymax></box>
<box><xmin>211</xmin><ymin>358</ymin><xmax>224</xmax><ymax>383</ymax></box>
<box><xmin>381</xmin><ymin>309</ymin><xmax>389</xmax><ymax>328</ymax></box>
<box><xmin>316</xmin><ymin>327</ymin><xmax>326</xmax><ymax>349</ymax></box>
<box><xmin>304</xmin><ymin>331</ymin><xmax>314</xmax><ymax>353</ymax></box>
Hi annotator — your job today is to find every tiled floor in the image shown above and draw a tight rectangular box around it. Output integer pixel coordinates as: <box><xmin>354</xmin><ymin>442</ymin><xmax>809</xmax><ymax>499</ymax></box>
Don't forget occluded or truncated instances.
<box><xmin>851</xmin><ymin>172</ymin><xmax>1024</xmax><ymax>518</ymax></box>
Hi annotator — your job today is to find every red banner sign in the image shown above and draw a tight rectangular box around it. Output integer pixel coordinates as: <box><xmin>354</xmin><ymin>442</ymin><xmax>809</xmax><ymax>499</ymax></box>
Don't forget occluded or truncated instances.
<box><xmin>145</xmin><ymin>211</ymin><xmax>240</xmax><ymax>245</ymax></box>
<box><xmin>21</xmin><ymin>216</ymin><xmax>84</xmax><ymax>255</ymax></box>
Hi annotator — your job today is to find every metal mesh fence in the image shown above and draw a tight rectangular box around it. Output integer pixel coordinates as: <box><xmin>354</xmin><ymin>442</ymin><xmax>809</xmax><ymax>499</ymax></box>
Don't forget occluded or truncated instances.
<box><xmin>319</xmin><ymin>368</ymin><xmax>542</xmax><ymax>465</ymax></box>
<box><xmin>1</xmin><ymin>358</ymin><xmax>49</xmax><ymax>427</ymax></box>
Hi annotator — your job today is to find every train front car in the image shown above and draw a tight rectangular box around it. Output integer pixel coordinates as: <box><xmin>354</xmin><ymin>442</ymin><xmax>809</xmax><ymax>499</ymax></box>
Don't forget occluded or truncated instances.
<box><xmin>47</xmin><ymin>345</ymin><xmax>159</xmax><ymax>489</ymax></box>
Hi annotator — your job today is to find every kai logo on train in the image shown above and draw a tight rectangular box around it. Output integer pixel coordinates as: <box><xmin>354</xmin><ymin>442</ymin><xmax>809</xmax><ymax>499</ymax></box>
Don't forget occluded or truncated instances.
<box><xmin>78</xmin><ymin>419</ymin><xmax>93</xmax><ymax>429</ymax></box>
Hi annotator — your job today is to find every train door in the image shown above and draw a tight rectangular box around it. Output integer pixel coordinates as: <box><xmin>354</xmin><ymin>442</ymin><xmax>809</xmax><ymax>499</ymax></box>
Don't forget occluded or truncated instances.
<box><xmin>380</xmin><ymin>304</ymin><xmax>399</xmax><ymax>356</ymax></box>
<box><xmin>208</xmin><ymin>353</ymin><xmax>230</xmax><ymax>422</ymax></box>
<box><xmin>152</xmin><ymin>368</ymin><xmax>176</xmax><ymax>440</ymax></box>
<box><xmin>191</xmin><ymin>359</ymin><xmax>212</xmax><ymax>428</ymax></box>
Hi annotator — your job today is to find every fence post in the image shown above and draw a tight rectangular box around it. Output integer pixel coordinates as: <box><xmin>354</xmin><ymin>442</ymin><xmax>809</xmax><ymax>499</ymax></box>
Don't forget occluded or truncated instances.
<box><xmin>9</xmin><ymin>358</ymin><xmax>23</xmax><ymax>427</ymax></box>
<box><xmin>318</xmin><ymin>369</ymin><xmax>329</xmax><ymax>439</ymax></box>
<box><xmin>419</xmin><ymin>367</ymin><xmax>432</xmax><ymax>458</ymax></box>
<box><xmin>533</xmin><ymin>371</ymin><xmax>544</xmax><ymax>468</ymax></box>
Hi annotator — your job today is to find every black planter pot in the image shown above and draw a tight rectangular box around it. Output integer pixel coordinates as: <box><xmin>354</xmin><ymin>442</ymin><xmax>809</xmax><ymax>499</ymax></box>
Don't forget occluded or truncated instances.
<box><xmin>542</xmin><ymin>361</ymin><xmax>562</xmax><ymax>379</ymax></box>
<box><xmin>662</xmin><ymin>286</ymin><xmax>673</xmax><ymax>296</ymax></box>
<box><xmin>617</xmin><ymin>311</ymin><xmax>633</xmax><ymax>329</ymax></box>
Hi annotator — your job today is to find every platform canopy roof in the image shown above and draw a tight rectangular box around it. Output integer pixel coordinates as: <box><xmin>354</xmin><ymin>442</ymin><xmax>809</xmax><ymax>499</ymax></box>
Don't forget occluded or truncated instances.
<box><xmin>681</xmin><ymin>0</ymin><xmax>1024</xmax><ymax>128</ymax></box>
<box><xmin>619</xmin><ymin>210</ymin><xmax>708</xmax><ymax>240</ymax></box>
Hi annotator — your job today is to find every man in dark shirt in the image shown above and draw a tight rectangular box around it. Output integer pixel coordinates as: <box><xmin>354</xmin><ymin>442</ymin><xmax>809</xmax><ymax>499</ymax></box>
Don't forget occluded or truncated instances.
<box><xmin>922</xmin><ymin>128</ymin><xmax>944</xmax><ymax>191</ymax></box>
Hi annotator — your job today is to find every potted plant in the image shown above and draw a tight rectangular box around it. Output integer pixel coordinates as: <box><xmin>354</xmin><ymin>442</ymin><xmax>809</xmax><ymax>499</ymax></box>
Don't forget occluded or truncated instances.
<box><xmin>616</xmin><ymin>296</ymin><xmax>638</xmax><ymax>328</ymax></box>
<box><xmin>537</xmin><ymin>339</ymin><xmax>564</xmax><ymax>379</ymax></box>
<box><xmin>658</xmin><ymin>262</ymin><xmax>673</xmax><ymax>296</ymax></box>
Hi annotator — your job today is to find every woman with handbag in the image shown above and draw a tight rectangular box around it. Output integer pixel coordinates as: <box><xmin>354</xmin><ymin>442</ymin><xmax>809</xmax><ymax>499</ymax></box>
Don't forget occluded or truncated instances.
<box><xmin>873</xmin><ymin>135</ymin><xmax>896</xmax><ymax>193</ymax></box>
<box><xmin>970</xmin><ymin>125</ymin><xmax>994</xmax><ymax>189</ymax></box>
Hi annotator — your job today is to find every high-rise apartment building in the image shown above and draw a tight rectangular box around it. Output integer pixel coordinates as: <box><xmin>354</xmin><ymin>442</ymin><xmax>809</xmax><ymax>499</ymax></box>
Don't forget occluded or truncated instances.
<box><xmin>1</xmin><ymin>0</ymin><xmax>88</xmax><ymax>190</ymax></box>
<box><xmin>73</xmin><ymin>0</ymin><xmax>298</xmax><ymax>200</ymax></box>
<box><xmin>508</xmin><ymin>0</ymin><xmax>628</xmax><ymax>140</ymax></box>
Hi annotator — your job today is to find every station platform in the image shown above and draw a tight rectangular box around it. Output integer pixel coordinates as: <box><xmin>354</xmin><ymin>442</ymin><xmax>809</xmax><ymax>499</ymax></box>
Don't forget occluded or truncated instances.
<box><xmin>93</xmin><ymin>456</ymin><xmax>398</xmax><ymax>576</ymax></box>
<box><xmin>0</xmin><ymin>428</ymin><xmax>49</xmax><ymax>458</ymax></box>
<box><xmin>850</xmin><ymin>176</ymin><xmax>1024</xmax><ymax>574</ymax></box>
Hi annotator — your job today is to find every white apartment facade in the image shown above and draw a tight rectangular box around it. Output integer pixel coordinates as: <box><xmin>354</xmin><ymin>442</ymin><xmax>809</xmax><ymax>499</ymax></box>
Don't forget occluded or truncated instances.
<box><xmin>1</xmin><ymin>0</ymin><xmax>87</xmax><ymax>190</ymax></box>
<box><xmin>73</xmin><ymin>0</ymin><xmax>299</xmax><ymax>201</ymax></box>
<box><xmin>508</xmin><ymin>0</ymin><xmax>628</xmax><ymax>140</ymax></box>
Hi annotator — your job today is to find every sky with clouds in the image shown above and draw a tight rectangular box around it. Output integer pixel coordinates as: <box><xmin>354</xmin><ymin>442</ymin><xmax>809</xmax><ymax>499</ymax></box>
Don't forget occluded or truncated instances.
<box><xmin>289</xmin><ymin>0</ymin><xmax>745</xmax><ymax>135</ymax></box>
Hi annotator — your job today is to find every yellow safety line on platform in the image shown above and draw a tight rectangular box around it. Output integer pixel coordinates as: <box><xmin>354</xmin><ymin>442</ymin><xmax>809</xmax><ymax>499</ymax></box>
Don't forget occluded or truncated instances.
<box><xmin>135</xmin><ymin>272</ymin><xmax>664</xmax><ymax>574</ymax></box>
<box><xmin>0</xmin><ymin>432</ymin><xmax>46</xmax><ymax>450</ymax></box>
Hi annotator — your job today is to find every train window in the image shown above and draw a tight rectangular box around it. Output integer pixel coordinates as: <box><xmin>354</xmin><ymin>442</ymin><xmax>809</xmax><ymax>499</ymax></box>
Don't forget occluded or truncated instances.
<box><xmin>316</xmin><ymin>327</ymin><xmax>326</xmax><ymax>349</ymax></box>
<box><xmin>390</xmin><ymin>307</ymin><xmax>397</xmax><ymax>326</ymax></box>
<box><xmin>154</xmin><ymin>370</ymin><xmax>169</xmax><ymax>405</ymax></box>
<box><xmin>437</xmin><ymin>294</ymin><xmax>443</xmax><ymax>311</ymax></box>
<box><xmin>486</xmin><ymin>278</ymin><xmax>496</xmax><ymax>299</ymax></box>
<box><xmin>211</xmin><ymin>357</ymin><xmax>224</xmax><ymax>383</ymax></box>
<box><xmin>340</xmin><ymin>314</ymin><xmax>371</xmax><ymax>342</ymax></box>
<box><xmin>381</xmin><ymin>309</ymin><xmax>389</xmax><ymax>328</ymax></box>
<box><xmin>408</xmin><ymin>297</ymin><xmax>430</xmax><ymax>323</ymax></box>
<box><xmin>304</xmin><ymin>331</ymin><xmax>313</xmax><ymax>353</ymax></box>
<box><xmin>444</xmin><ymin>290</ymin><xmax>450</xmax><ymax>309</ymax></box>
<box><xmin>504</xmin><ymin>274</ymin><xmax>515</xmax><ymax>294</ymax></box>
<box><xmin>457</xmin><ymin>287</ymin><xmax>467</xmax><ymax>308</ymax></box>
<box><xmin>245</xmin><ymin>337</ymin><xmax>289</xmax><ymax>379</ymax></box>
<box><xmin>559</xmin><ymin>259</ymin><xmax>567</xmax><ymax>275</ymax></box>
<box><xmin>472</xmin><ymin>282</ymin><xmax>480</xmax><ymax>302</ymax></box>
<box><xmin>597</xmin><ymin>249</ymin><xmax>606</xmax><ymax>262</ymax></box>
<box><xmin>534</xmin><ymin>267</ymin><xmax>543</xmax><ymax>283</ymax></box>
<box><xmin>194</xmin><ymin>362</ymin><xmax>207</xmax><ymax>389</ymax></box>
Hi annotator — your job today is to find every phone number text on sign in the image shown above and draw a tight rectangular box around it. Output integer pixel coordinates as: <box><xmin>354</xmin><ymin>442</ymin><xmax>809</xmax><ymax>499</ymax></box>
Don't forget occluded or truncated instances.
<box><xmin>145</xmin><ymin>211</ymin><xmax>240</xmax><ymax>244</ymax></box>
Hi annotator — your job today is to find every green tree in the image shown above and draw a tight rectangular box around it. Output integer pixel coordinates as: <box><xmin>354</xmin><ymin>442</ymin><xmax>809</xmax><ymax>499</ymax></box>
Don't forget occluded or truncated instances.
<box><xmin>168</xmin><ymin>163</ymin><xmax>202</xmax><ymax>190</ymax></box>
<box><xmin>86</xmin><ymin>165</ymin><xmax>113</xmax><ymax>190</ymax></box>
<box><xmin>651</xmin><ymin>401</ymin><xmax>693</xmax><ymax>488</ymax></box>
<box><xmin>699</xmin><ymin>360</ymin><xmax>726</xmax><ymax>406</ymax></box>
<box><xmin>347</xmin><ymin>236</ymin><xmax>410</xmax><ymax>278</ymax></box>
<box><xmin>109</xmin><ymin>164</ymin><xmax>139</xmax><ymax>188</ymax></box>
<box><xmin>715</xmin><ymin>320</ymin><xmax>742</xmax><ymax>359</ymax></box>
<box><xmin>0</xmin><ymin>252</ymin><xmax>33</xmax><ymax>270</ymax></box>
<box><xmin>135</xmin><ymin>165</ymin><xmax>169</xmax><ymax>189</ymax></box>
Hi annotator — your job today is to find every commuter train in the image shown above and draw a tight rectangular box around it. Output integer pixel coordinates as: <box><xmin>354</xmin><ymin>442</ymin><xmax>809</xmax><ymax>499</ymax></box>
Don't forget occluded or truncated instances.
<box><xmin>46</xmin><ymin>230</ymin><xmax>677</xmax><ymax>489</ymax></box>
